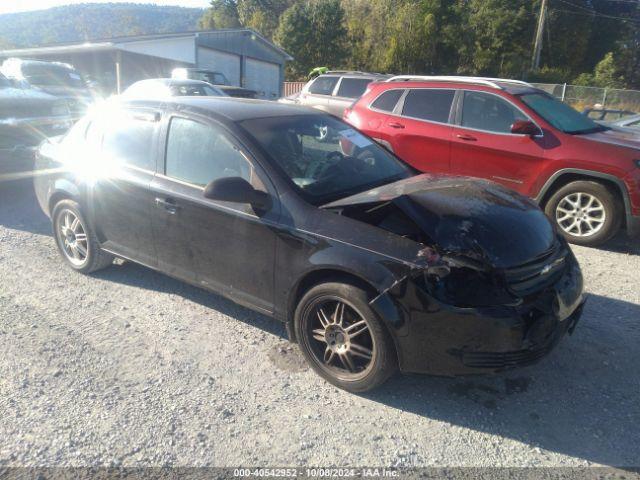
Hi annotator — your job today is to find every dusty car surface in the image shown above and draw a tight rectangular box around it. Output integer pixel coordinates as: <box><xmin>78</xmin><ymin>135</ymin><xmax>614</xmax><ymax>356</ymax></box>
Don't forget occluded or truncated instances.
<box><xmin>34</xmin><ymin>97</ymin><xmax>584</xmax><ymax>392</ymax></box>
<box><xmin>0</xmin><ymin>72</ymin><xmax>73</xmax><ymax>181</ymax></box>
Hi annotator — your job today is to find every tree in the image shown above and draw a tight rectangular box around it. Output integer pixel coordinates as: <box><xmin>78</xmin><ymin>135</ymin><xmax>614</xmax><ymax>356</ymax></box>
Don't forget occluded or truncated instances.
<box><xmin>465</xmin><ymin>0</ymin><xmax>535</xmax><ymax>77</ymax></box>
<box><xmin>237</xmin><ymin>0</ymin><xmax>293</xmax><ymax>39</ymax></box>
<box><xmin>593</xmin><ymin>52</ymin><xmax>625</xmax><ymax>88</ymax></box>
<box><xmin>275</xmin><ymin>0</ymin><xmax>347</xmax><ymax>80</ymax></box>
<box><xmin>198</xmin><ymin>0</ymin><xmax>241</xmax><ymax>30</ymax></box>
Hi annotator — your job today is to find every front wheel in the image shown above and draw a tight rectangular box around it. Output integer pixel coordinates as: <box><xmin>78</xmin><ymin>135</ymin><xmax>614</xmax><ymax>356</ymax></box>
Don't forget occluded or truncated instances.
<box><xmin>544</xmin><ymin>180</ymin><xmax>622</xmax><ymax>247</ymax></box>
<box><xmin>294</xmin><ymin>282</ymin><xmax>397</xmax><ymax>392</ymax></box>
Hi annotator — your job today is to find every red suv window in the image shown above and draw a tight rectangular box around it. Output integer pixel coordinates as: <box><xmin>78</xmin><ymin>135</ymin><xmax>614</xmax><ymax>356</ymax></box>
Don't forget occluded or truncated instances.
<box><xmin>401</xmin><ymin>89</ymin><xmax>455</xmax><ymax>123</ymax></box>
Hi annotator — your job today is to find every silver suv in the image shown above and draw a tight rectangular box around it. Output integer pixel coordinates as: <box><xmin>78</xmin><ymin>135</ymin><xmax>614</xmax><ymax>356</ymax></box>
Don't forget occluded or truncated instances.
<box><xmin>295</xmin><ymin>71</ymin><xmax>389</xmax><ymax>117</ymax></box>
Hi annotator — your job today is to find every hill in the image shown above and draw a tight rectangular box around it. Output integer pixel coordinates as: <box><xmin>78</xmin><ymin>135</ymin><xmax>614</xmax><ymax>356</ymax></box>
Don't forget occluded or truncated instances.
<box><xmin>0</xmin><ymin>3</ymin><xmax>204</xmax><ymax>48</ymax></box>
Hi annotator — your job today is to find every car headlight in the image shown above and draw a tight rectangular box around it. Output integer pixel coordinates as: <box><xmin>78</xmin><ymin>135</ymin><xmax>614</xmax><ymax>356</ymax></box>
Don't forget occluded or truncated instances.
<box><xmin>634</xmin><ymin>159</ymin><xmax>640</xmax><ymax>168</ymax></box>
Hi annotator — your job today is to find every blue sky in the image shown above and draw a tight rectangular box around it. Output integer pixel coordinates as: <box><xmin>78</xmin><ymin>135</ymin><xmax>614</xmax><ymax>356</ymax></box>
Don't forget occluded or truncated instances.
<box><xmin>0</xmin><ymin>0</ymin><xmax>210</xmax><ymax>14</ymax></box>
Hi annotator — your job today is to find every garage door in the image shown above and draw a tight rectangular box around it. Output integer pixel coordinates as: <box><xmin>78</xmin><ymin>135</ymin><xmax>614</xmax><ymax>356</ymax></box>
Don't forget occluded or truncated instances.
<box><xmin>245</xmin><ymin>58</ymin><xmax>281</xmax><ymax>100</ymax></box>
<box><xmin>197</xmin><ymin>47</ymin><xmax>241</xmax><ymax>86</ymax></box>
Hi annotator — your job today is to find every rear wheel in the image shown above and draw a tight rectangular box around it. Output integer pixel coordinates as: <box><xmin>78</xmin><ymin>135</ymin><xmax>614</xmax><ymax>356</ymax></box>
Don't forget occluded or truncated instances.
<box><xmin>294</xmin><ymin>282</ymin><xmax>397</xmax><ymax>392</ymax></box>
<box><xmin>52</xmin><ymin>200</ymin><xmax>114</xmax><ymax>273</ymax></box>
<box><xmin>544</xmin><ymin>180</ymin><xmax>622</xmax><ymax>247</ymax></box>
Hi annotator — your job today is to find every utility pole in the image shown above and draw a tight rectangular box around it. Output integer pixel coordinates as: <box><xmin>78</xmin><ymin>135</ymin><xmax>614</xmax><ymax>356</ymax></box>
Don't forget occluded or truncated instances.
<box><xmin>531</xmin><ymin>0</ymin><xmax>548</xmax><ymax>71</ymax></box>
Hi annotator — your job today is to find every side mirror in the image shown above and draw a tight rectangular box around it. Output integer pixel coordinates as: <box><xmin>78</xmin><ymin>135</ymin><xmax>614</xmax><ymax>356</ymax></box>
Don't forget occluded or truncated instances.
<box><xmin>203</xmin><ymin>177</ymin><xmax>271</xmax><ymax>211</ymax></box>
<box><xmin>511</xmin><ymin>120</ymin><xmax>542</xmax><ymax>136</ymax></box>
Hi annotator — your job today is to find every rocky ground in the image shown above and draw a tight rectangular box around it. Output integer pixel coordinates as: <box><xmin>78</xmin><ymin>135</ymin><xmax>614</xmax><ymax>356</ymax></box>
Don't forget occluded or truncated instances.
<box><xmin>1</xmin><ymin>180</ymin><xmax>639</xmax><ymax>468</ymax></box>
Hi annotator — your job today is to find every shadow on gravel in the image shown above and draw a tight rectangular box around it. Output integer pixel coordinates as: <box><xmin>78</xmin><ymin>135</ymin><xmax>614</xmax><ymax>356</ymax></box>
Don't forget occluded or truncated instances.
<box><xmin>363</xmin><ymin>293</ymin><xmax>640</xmax><ymax>467</ymax></box>
<box><xmin>92</xmin><ymin>261</ymin><xmax>287</xmax><ymax>339</ymax></box>
<box><xmin>0</xmin><ymin>179</ymin><xmax>51</xmax><ymax>236</ymax></box>
<box><xmin>599</xmin><ymin>232</ymin><xmax>640</xmax><ymax>256</ymax></box>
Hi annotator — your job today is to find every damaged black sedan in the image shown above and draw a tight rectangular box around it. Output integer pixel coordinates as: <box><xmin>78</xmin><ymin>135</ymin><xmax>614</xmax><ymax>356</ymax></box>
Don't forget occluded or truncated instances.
<box><xmin>34</xmin><ymin>98</ymin><xmax>585</xmax><ymax>392</ymax></box>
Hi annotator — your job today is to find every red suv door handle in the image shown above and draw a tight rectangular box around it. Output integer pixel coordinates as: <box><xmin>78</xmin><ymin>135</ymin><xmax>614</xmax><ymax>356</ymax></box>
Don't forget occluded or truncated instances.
<box><xmin>388</xmin><ymin>122</ymin><xmax>405</xmax><ymax>129</ymax></box>
<box><xmin>457</xmin><ymin>134</ymin><xmax>478</xmax><ymax>141</ymax></box>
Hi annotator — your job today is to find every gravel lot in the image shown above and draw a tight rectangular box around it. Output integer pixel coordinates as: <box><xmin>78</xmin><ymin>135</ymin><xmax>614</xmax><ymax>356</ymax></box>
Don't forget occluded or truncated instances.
<box><xmin>1</xmin><ymin>179</ymin><xmax>639</xmax><ymax>468</ymax></box>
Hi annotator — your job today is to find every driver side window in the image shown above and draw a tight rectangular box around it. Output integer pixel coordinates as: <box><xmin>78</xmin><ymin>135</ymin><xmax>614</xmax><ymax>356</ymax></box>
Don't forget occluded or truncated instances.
<box><xmin>165</xmin><ymin>117</ymin><xmax>253</xmax><ymax>187</ymax></box>
<box><xmin>461</xmin><ymin>91</ymin><xmax>528</xmax><ymax>134</ymax></box>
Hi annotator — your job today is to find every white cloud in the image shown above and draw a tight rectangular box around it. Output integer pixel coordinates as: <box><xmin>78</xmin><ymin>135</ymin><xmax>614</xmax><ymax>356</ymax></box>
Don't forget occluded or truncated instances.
<box><xmin>0</xmin><ymin>0</ymin><xmax>209</xmax><ymax>15</ymax></box>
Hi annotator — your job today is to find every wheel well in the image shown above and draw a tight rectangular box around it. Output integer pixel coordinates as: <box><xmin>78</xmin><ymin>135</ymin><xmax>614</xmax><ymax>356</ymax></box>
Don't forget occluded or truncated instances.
<box><xmin>287</xmin><ymin>269</ymin><xmax>380</xmax><ymax>342</ymax></box>
<box><xmin>539</xmin><ymin>173</ymin><xmax>626</xmax><ymax>222</ymax></box>
<box><xmin>48</xmin><ymin>191</ymin><xmax>76</xmax><ymax>217</ymax></box>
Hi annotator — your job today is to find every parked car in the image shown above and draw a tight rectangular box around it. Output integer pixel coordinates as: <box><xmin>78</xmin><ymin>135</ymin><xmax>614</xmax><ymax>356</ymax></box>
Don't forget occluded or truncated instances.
<box><xmin>172</xmin><ymin>68</ymin><xmax>257</xmax><ymax>99</ymax></box>
<box><xmin>34</xmin><ymin>97</ymin><xmax>584</xmax><ymax>392</ymax></box>
<box><xmin>345</xmin><ymin>76</ymin><xmax>640</xmax><ymax>247</ymax></box>
<box><xmin>604</xmin><ymin>114</ymin><xmax>640</xmax><ymax>133</ymax></box>
<box><xmin>122</xmin><ymin>78</ymin><xmax>228</xmax><ymax>99</ymax></box>
<box><xmin>582</xmin><ymin>106</ymin><xmax>637</xmax><ymax>122</ymax></box>
<box><xmin>1</xmin><ymin>72</ymin><xmax>73</xmax><ymax>181</ymax></box>
<box><xmin>288</xmin><ymin>71</ymin><xmax>389</xmax><ymax>117</ymax></box>
<box><xmin>1</xmin><ymin>58</ymin><xmax>94</xmax><ymax>119</ymax></box>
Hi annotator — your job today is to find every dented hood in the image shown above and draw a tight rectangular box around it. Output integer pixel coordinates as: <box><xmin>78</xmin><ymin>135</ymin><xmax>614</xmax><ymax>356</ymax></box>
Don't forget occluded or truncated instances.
<box><xmin>324</xmin><ymin>174</ymin><xmax>556</xmax><ymax>268</ymax></box>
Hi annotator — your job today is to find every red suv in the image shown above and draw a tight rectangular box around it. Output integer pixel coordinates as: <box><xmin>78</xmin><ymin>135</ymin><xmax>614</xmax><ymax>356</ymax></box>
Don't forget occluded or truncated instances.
<box><xmin>344</xmin><ymin>76</ymin><xmax>640</xmax><ymax>247</ymax></box>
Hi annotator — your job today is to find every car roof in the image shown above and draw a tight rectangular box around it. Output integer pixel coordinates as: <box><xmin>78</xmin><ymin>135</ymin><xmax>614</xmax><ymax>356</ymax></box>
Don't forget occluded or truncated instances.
<box><xmin>121</xmin><ymin>97</ymin><xmax>321</xmax><ymax>121</ymax></box>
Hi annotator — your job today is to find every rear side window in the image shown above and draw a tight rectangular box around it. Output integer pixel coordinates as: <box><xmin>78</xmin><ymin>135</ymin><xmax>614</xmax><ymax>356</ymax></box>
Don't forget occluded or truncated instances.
<box><xmin>101</xmin><ymin>112</ymin><xmax>157</xmax><ymax>171</ymax></box>
<box><xmin>402</xmin><ymin>89</ymin><xmax>455</xmax><ymax>123</ymax></box>
<box><xmin>336</xmin><ymin>78</ymin><xmax>372</xmax><ymax>98</ymax></box>
<box><xmin>308</xmin><ymin>76</ymin><xmax>339</xmax><ymax>95</ymax></box>
<box><xmin>371</xmin><ymin>90</ymin><xmax>404</xmax><ymax>112</ymax></box>
<box><xmin>461</xmin><ymin>91</ymin><xmax>527</xmax><ymax>133</ymax></box>
<box><xmin>165</xmin><ymin>117</ymin><xmax>251</xmax><ymax>187</ymax></box>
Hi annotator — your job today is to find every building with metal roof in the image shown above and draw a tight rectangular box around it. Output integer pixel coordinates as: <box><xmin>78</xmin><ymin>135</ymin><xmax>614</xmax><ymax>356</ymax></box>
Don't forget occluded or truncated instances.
<box><xmin>0</xmin><ymin>29</ymin><xmax>293</xmax><ymax>100</ymax></box>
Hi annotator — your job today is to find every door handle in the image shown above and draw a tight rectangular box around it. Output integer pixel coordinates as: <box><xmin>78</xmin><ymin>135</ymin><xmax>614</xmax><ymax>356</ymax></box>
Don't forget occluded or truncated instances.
<box><xmin>155</xmin><ymin>197</ymin><xmax>180</xmax><ymax>214</ymax></box>
<box><xmin>456</xmin><ymin>134</ymin><xmax>478</xmax><ymax>141</ymax></box>
<box><xmin>388</xmin><ymin>122</ymin><xmax>405</xmax><ymax>129</ymax></box>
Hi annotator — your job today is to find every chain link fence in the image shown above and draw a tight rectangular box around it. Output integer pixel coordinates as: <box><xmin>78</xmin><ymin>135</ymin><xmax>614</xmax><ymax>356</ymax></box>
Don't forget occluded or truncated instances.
<box><xmin>532</xmin><ymin>83</ymin><xmax>640</xmax><ymax>114</ymax></box>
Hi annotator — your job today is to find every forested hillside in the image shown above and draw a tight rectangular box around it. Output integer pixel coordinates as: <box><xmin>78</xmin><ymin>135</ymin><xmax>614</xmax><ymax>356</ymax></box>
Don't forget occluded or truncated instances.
<box><xmin>0</xmin><ymin>3</ymin><xmax>203</xmax><ymax>48</ymax></box>
<box><xmin>200</xmin><ymin>0</ymin><xmax>640</xmax><ymax>88</ymax></box>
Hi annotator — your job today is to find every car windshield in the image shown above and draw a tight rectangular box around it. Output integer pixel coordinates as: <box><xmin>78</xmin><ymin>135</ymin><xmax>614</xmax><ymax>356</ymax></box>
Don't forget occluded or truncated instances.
<box><xmin>241</xmin><ymin>114</ymin><xmax>412</xmax><ymax>205</ymax></box>
<box><xmin>22</xmin><ymin>64</ymin><xmax>86</xmax><ymax>89</ymax></box>
<box><xmin>519</xmin><ymin>92</ymin><xmax>606</xmax><ymax>134</ymax></box>
<box><xmin>169</xmin><ymin>84</ymin><xmax>225</xmax><ymax>97</ymax></box>
<box><xmin>195</xmin><ymin>71</ymin><xmax>227</xmax><ymax>85</ymax></box>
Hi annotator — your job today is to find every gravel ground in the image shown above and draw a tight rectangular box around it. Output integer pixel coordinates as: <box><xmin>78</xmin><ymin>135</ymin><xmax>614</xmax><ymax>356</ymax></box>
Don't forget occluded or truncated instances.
<box><xmin>0</xmin><ymin>180</ymin><xmax>639</xmax><ymax>468</ymax></box>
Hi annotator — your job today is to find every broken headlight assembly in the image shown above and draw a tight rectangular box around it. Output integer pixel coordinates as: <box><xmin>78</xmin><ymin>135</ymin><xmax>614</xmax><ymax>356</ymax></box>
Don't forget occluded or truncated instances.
<box><xmin>422</xmin><ymin>254</ymin><xmax>518</xmax><ymax>308</ymax></box>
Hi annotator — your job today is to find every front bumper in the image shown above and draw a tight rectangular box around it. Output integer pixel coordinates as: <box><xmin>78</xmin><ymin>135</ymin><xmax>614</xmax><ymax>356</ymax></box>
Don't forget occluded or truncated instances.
<box><xmin>376</xmin><ymin>253</ymin><xmax>585</xmax><ymax>376</ymax></box>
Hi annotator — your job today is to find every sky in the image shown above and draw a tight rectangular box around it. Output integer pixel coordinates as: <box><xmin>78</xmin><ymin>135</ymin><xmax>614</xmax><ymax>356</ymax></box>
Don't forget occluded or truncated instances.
<box><xmin>0</xmin><ymin>0</ymin><xmax>211</xmax><ymax>15</ymax></box>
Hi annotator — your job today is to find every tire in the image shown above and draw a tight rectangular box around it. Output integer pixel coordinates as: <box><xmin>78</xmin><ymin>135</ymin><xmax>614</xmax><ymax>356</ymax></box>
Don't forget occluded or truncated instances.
<box><xmin>544</xmin><ymin>180</ymin><xmax>622</xmax><ymax>247</ymax></box>
<box><xmin>52</xmin><ymin>199</ymin><xmax>114</xmax><ymax>273</ymax></box>
<box><xmin>294</xmin><ymin>282</ymin><xmax>397</xmax><ymax>392</ymax></box>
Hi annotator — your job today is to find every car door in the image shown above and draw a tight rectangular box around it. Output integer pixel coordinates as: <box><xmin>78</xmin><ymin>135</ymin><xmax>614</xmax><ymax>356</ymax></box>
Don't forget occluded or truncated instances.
<box><xmin>327</xmin><ymin>77</ymin><xmax>374</xmax><ymax>117</ymax></box>
<box><xmin>150</xmin><ymin>114</ymin><xmax>279</xmax><ymax>313</ymax></box>
<box><xmin>298</xmin><ymin>76</ymin><xmax>340</xmax><ymax>112</ymax></box>
<box><xmin>449</xmin><ymin>90</ymin><xmax>545</xmax><ymax>194</ymax></box>
<box><xmin>379</xmin><ymin>88</ymin><xmax>455</xmax><ymax>174</ymax></box>
<box><xmin>89</xmin><ymin>107</ymin><xmax>160</xmax><ymax>267</ymax></box>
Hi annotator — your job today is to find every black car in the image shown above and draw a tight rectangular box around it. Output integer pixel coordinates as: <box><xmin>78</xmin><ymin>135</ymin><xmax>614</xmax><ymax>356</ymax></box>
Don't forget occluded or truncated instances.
<box><xmin>34</xmin><ymin>97</ymin><xmax>585</xmax><ymax>392</ymax></box>
<box><xmin>1</xmin><ymin>72</ymin><xmax>73</xmax><ymax>181</ymax></box>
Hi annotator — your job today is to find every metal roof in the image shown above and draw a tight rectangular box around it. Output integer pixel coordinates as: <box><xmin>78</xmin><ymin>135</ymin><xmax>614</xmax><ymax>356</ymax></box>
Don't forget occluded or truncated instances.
<box><xmin>0</xmin><ymin>28</ymin><xmax>292</xmax><ymax>61</ymax></box>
